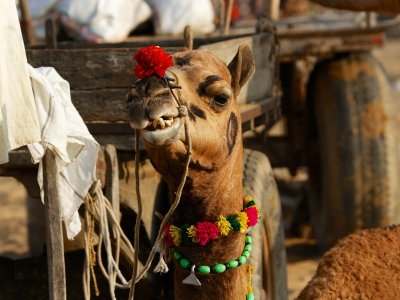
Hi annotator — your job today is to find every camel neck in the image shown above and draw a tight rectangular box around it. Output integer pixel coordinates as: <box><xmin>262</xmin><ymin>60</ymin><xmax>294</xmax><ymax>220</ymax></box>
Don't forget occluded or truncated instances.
<box><xmin>167</xmin><ymin>157</ymin><xmax>244</xmax><ymax>226</ymax></box>
<box><xmin>169</xmin><ymin>160</ymin><xmax>248</xmax><ymax>300</ymax></box>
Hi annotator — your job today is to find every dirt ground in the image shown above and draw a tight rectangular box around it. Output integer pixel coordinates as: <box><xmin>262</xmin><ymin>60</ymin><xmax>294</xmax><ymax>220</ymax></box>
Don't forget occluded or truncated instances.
<box><xmin>0</xmin><ymin>39</ymin><xmax>399</xmax><ymax>300</ymax></box>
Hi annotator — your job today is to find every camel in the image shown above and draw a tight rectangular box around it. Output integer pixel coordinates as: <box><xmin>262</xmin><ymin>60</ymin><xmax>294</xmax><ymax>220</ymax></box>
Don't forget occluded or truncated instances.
<box><xmin>127</xmin><ymin>44</ymin><xmax>256</xmax><ymax>299</ymax></box>
<box><xmin>310</xmin><ymin>0</ymin><xmax>400</xmax><ymax>14</ymax></box>
<box><xmin>297</xmin><ymin>225</ymin><xmax>400</xmax><ymax>299</ymax></box>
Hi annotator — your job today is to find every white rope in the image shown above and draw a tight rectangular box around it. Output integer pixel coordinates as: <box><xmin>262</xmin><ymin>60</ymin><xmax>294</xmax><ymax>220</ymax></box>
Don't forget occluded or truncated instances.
<box><xmin>83</xmin><ymin>181</ymin><xmax>137</xmax><ymax>299</ymax></box>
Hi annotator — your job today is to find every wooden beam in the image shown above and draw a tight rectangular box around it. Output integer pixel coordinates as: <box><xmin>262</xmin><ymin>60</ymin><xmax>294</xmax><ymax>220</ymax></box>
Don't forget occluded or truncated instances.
<box><xmin>224</xmin><ymin>0</ymin><xmax>234</xmax><ymax>34</ymax></box>
<box><xmin>45</xmin><ymin>18</ymin><xmax>57</xmax><ymax>49</ymax></box>
<box><xmin>19</xmin><ymin>0</ymin><xmax>36</xmax><ymax>46</ymax></box>
<box><xmin>266</xmin><ymin>0</ymin><xmax>280</xmax><ymax>20</ymax></box>
<box><xmin>43</xmin><ymin>150</ymin><xmax>66</xmax><ymax>300</ymax></box>
<box><xmin>70</xmin><ymin>89</ymin><xmax>127</xmax><ymax>122</ymax></box>
<box><xmin>26</xmin><ymin>48</ymin><xmax>178</xmax><ymax>90</ymax></box>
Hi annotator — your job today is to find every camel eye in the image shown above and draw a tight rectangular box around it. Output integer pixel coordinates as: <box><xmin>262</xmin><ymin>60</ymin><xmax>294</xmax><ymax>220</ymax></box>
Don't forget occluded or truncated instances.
<box><xmin>213</xmin><ymin>94</ymin><xmax>230</xmax><ymax>107</ymax></box>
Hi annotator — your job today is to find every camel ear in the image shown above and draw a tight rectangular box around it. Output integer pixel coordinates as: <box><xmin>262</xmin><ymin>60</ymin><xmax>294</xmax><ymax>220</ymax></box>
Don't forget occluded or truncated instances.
<box><xmin>228</xmin><ymin>43</ymin><xmax>255</xmax><ymax>96</ymax></box>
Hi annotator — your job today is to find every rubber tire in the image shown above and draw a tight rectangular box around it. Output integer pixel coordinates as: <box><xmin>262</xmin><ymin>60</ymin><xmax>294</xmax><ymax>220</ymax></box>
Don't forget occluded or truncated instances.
<box><xmin>243</xmin><ymin>149</ymin><xmax>288</xmax><ymax>300</ymax></box>
<box><xmin>307</xmin><ymin>52</ymin><xmax>400</xmax><ymax>249</ymax></box>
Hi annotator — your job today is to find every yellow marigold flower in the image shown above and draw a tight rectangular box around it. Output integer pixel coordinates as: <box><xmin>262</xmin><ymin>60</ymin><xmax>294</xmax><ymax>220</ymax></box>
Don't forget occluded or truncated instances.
<box><xmin>244</xmin><ymin>195</ymin><xmax>253</xmax><ymax>204</ymax></box>
<box><xmin>187</xmin><ymin>225</ymin><xmax>197</xmax><ymax>243</ymax></box>
<box><xmin>170</xmin><ymin>225</ymin><xmax>181</xmax><ymax>246</ymax></box>
<box><xmin>217</xmin><ymin>215</ymin><xmax>232</xmax><ymax>236</ymax></box>
<box><xmin>236</xmin><ymin>212</ymin><xmax>249</xmax><ymax>233</ymax></box>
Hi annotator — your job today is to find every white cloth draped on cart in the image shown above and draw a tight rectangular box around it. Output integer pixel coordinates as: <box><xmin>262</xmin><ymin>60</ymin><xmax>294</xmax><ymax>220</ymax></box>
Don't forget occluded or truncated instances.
<box><xmin>0</xmin><ymin>0</ymin><xmax>41</xmax><ymax>164</ymax></box>
<box><xmin>146</xmin><ymin>0</ymin><xmax>215</xmax><ymax>35</ymax></box>
<box><xmin>27</xmin><ymin>65</ymin><xmax>99</xmax><ymax>239</ymax></box>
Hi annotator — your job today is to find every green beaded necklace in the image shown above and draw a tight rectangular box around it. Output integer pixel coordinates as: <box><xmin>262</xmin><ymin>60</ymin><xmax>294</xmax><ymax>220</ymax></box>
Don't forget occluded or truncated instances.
<box><xmin>173</xmin><ymin>233</ymin><xmax>255</xmax><ymax>300</ymax></box>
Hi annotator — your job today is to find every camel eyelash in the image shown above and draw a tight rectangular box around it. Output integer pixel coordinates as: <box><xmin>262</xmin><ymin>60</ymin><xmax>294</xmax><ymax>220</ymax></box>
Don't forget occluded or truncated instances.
<box><xmin>213</xmin><ymin>94</ymin><xmax>230</xmax><ymax>106</ymax></box>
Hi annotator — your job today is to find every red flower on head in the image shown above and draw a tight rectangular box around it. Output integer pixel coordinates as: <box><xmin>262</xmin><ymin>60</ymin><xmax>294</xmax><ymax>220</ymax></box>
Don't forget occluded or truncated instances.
<box><xmin>243</xmin><ymin>206</ymin><xmax>259</xmax><ymax>227</ymax></box>
<box><xmin>195</xmin><ymin>221</ymin><xmax>220</xmax><ymax>246</ymax></box>
<box><xmin>134</xmin><ymin>45</ymin><xmax>174</xmax><ymax>79</ymax></box>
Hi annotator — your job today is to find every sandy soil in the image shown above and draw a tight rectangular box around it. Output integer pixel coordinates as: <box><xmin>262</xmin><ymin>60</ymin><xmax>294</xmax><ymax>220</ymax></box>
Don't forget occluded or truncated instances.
<box><xmin>0</xmin><ymin>177</ymin><xmax>45</xmax><ymax>259</ymax></box>
<box><xmin>286</xmin><ymin>239</ymin><xmax>320</xmax><ymax>299</ymax></box>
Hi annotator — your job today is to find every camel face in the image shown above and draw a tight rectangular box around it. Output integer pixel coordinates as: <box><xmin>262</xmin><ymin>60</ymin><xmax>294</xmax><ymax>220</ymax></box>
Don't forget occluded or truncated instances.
<box><xmin>127</xmin><ymin>73</ymin><xmax>184</xmax><ymax>146</ymax></box>
<box><xmin>127</xmin><ymin>45</ymin><xmax>255</xmax><ymax>174</ymax></box>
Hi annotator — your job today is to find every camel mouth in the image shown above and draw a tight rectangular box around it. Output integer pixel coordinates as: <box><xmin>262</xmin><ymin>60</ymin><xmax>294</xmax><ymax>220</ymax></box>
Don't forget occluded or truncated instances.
<box><xmin>142</xmin><ymin>116</ymin><xmax>183</xmax><ymax>146</ymax></box>
<box><xmin>145</xmin><ymin>115</ymin><xmax>178</xmax><ymax>131</ymax></box>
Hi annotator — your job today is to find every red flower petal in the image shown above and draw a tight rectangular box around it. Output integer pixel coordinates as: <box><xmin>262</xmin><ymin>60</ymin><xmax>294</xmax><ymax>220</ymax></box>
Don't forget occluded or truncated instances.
<box><xmin>164</xmin><ymin>224</ymin><xmax>175</xmax><ymax>248</ymax></box>
<box><xmin>195</xmin><ymin>221</ymin><xmax>220</xmax><ymax>246</ymax></box>
<box><xmin>243</xmin><ymin>207</ymin><xmax>259</xmax><ymax>227</ymax></box>
<box><xmin>134</xmin><ymin>46</ymin><xmax>174</xmax><ymax>79</ymax></box>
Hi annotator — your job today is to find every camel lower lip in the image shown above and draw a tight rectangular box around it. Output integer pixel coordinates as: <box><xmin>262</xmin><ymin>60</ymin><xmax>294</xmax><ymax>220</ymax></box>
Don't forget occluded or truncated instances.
<box><xmin>142</xmin><ymin>118</ymin><xmax>183</xmax><ymax>145</ymax></box>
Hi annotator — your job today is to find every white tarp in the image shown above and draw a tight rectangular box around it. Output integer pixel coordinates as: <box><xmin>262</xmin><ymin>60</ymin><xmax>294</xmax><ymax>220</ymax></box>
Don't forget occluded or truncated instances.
<box><xmin>58</xmin><ymin>0</ymin><xmax>152</xmax><ymax>42</ymax></box>
<box><xmin>146</xmin><ymin>0</ymin><xmax>215</xmax><ymax>34</ymax></box>
<box><xmin>22</xmin><ymin>0</ymin><xmax>152</xmax><ymax>42</ymax></box>
<box><xmin>21</xmin><ymin>0</ymin><xmax>215</xmax><ymax>42</ymax></box>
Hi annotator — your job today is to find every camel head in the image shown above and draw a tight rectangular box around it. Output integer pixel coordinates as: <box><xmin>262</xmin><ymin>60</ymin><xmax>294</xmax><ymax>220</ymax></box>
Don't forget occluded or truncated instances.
<box><xmin>127</xmin><ymin>44</ymin><xmax>255</xmax><ymax>180</ymax></box>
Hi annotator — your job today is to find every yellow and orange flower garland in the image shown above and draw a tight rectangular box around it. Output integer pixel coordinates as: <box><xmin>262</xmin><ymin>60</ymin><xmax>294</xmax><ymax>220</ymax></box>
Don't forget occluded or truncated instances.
<box><xmin>164</xmin><ymin>196</ymin><xmax>260</xmax><ymax>247</ymax></box>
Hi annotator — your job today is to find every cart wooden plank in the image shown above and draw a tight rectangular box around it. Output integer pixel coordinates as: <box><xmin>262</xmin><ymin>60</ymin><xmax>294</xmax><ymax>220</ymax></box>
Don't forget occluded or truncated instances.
<box><xmin>26</xmin><ymin>48</ymin><xmax>179</xmax><ymax>90</ymax></box>
<box><xmin>278</xmin><ymin>27</ymin><xmax>385</xmax><ymax>61</ymax></box>
<box><xmin>71</xmin><ymin>89</ymin><xmax>127</xmax><ymax>122</ymax></box>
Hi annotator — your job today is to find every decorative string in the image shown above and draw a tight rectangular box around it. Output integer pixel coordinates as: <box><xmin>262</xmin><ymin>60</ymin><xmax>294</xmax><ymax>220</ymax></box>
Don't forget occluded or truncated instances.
<box><xmin>164</xmin><ymin>196</ymin><xmax>260</xmax><ymax>247</ymax></box>
<box><xmin>246</xmin><ymin>265</ymin><xmax>254</xmax><ymax>295</ymax></box>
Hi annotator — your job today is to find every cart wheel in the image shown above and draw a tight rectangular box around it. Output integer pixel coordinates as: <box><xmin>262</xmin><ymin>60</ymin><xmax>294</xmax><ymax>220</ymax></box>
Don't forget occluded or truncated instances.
<box><xmin>307</xmin><ymin>52</ymin><xmax>400</xmax><ymax>249</ymax></box>
<box><xmin>243</xmin><ymin>149</ymin><xmax>288</xmax><ymax>300</ymax></box>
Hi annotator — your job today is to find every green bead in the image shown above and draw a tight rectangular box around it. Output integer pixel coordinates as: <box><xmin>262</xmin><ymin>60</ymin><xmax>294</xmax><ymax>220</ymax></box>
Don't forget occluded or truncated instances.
<box><xmin>238</xmin><ymin>256</ymin><xmax>247</xmax><ymax>265</ymax></box>
<box><xmin>198</xmin><ymin>265</ymin><xmax>211</xmax><ymax>274</ymax></box>
<box><xmin>228</xmin><ymin>260</ymin><xmax>239</xmax><ymax>269</ymax></box>
<box><xmin>244</xmin><ymin>244</ymin><xmax>252</xmax><ymax>252</ymax></box>
<box><xmin>245</xmin><ymin>236</ymin><xmax>252</xmax><ymax>244</ymax></box>
<box><xmin>180</xmin><ymin>258</ymin><xmax>190</xmax><ymax>269</ymax></box>
<box><xmin>246</xmin><ymin>293</ymin><xmax>255</xmax><ymax>300</ymax></box>
<box><xmin>213</xmin><ymin>264</ymin><xmax>226</xmax><ymax>273</ymax></box>
<box><xmin>173</xmin><ymin>251</ymin><xmax>182</xmax><ymax>260</ymax></box>
<box><xmin>242</xmin><ymin>250</ymin><xmax>250</xmax><ymax>259</ymax></box>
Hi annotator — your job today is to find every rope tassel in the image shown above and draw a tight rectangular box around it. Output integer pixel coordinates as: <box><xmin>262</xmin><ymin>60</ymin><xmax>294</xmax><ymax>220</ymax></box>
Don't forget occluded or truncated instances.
<box><xmin>246</xmin><ymin>265</ymin><xmax>255</xmax><ymax>300</ymax></box>
<box><xmin>153</xmin><ymin>239</ymin><xmax>169</xmax><ymax>273</ymax></box>
<box><xmin>154</xmin><ymin>254</ymin><xmax>169</xmax><ymax>273</ymax></box>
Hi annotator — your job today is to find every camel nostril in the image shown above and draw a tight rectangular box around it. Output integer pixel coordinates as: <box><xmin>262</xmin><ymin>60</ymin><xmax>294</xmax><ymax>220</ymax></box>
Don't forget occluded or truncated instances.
<box><xmin>135</xmin><ymin>75</ymin><xmax>170</xmax><ymax>98</ymax></box>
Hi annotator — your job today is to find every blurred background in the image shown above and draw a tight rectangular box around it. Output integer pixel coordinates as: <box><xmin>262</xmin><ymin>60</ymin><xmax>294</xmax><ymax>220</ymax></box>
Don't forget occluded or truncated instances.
<box><xmin>2</xmin><ymin>0</ymin><xmax>400</xmax><ymax>299</ymax></box>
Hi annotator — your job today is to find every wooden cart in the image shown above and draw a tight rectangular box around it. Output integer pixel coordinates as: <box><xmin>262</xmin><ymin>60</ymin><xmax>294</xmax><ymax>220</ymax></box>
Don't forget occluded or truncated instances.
<box><xmin>263</xmin><ymin>14</ymin><xmax>400</xmax><ymax>249</ymax></box>
<box><xmin>0</xmin><ymin>23</ymin><xmax>288</xmax><ymax>299</ymax></box>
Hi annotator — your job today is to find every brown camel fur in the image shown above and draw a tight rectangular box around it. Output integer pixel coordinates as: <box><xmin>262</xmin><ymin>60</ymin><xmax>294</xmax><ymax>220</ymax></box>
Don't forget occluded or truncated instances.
<box><xmin>310</xmin><ymin>0</ymin><xmax>400</xmax><ymax>14</ymax></box>
<box><xmin>297</xmin><ymin>225</ymin><xmax>400</xmax><ymax>300</ymax></box>
<box><xmin>127</xmin><ymin>44</ymin><xmax>255</xmax><ymax>299</ymax></box>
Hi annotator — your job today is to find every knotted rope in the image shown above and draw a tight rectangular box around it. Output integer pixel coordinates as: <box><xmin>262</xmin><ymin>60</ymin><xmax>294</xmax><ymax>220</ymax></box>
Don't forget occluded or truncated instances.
<box><xmin>128</xmin><ymin>74</ymin><xmax>192</xmax><ymax>299</ymax></box>
<box><xmin>83</xmin><ymin>182</ymin><xmax>135</xmax><ymax>299</ymax></box>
